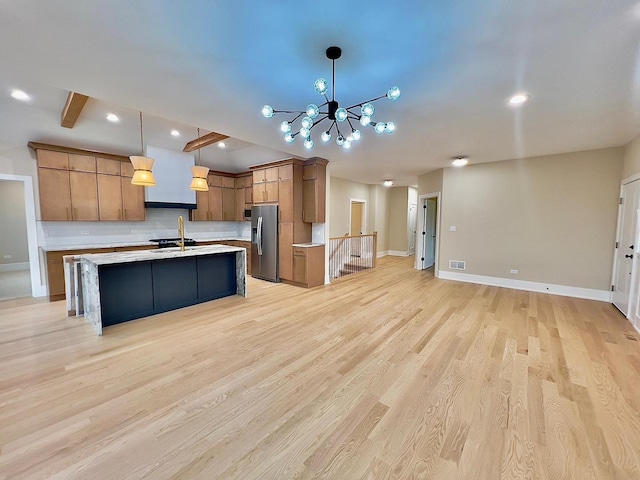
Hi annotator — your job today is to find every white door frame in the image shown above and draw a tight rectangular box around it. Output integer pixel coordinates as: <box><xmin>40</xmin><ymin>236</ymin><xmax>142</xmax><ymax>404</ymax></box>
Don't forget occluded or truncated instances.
<box><xmin>0</xmin><ymin>174</ymin><xmax>45</xmax><ymax>297</ymax></box>
<box><xmin>415</xmin><ymin>192</ymin><xmax>441</xmax><ymax>274</ymax></box>
<box><xmin>349</xmin><ymin>198</ymin><xmax>367</xmax><ymax>235</ymax></box>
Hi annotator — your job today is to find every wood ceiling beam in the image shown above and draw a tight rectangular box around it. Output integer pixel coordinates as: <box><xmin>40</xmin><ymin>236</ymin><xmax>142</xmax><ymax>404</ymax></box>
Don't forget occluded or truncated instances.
<box><xmin>60</xmin><ymin>92</ymin><xmax>89</xmax><ymax>128</ymax></box>
<box><xmin>183</xmin><ymin>131</ymin><xmax>229</xmax><ymax>152</ymax></box>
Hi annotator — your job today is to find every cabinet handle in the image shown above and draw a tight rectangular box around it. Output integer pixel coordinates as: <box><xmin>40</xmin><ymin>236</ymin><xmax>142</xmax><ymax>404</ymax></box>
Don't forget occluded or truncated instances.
<box><xmin>118</xmin><ymin>208</ymin><xmax>122</xmax><ymax>220</ymax></box>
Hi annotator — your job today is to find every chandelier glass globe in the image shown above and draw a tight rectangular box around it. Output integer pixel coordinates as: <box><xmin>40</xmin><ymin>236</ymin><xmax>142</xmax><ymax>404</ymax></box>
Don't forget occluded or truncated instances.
<box><xmin>321</xmin><ymin>130</ymin><xmax>331</xmax><ymax>142</ymax></box>
<box><xmin>351</xmin><ymin>129</ymin><xmax>361</xmax><ymax>140</ymax></box>
<box><xmin>360</xmin><ymin>115</ymin><xmax>371</xmax><ymax>126</ymax></box>
<box><xmin>300</xmin><ymin>126</ymin><xmax>310</xmax><ymax>138</ymax></box>
<box><xmin>262</xmin><ymin>105</ymin><xmax>274</xmax><ymax>118</ymax></box>
<box><xmin>306</xmin><ymin>104</ymin><xmax>319</xmax><ymax>118</ymax></box>
<box><xmin>335</xmin><ymin>108</ymin><xmax>348</xmax><ymax>122</ymax></box>
<box><xmin>301</xmin><ymin>116</ymin><xmax>313</xmax><ymax>129</ymax></box>
<box><xmin>385</xmin><ymin>122</ymin><xmax>395</xmax><ymax>133</ymax></box>
<box><xmin>361</xmin><ymin>103</ymin><xmax>375</xmax><ymax>117</ymax></box>
<box><xmin>336</xmin><ymin>135</ymin><xmax>345</xmax><ymax>146</ymax></box>
<box><xmin>374</xmin><ymin>122</ymin><xmax>386</xmax><ymax>134</ymax></box>
<box><xmin>314</xmin><ymin>78</ymin><xmax>328</xmax><ymax>95</ymax></box>
<box><xmin>304</xmin><ymin>138</ymin><xmax>314</xmax><ymax>149</ymax></box>
<box><xmin>387</xmin><ymin>86</ymin><xmax>401</xmax><ymax>101</ymax></box>
<box><xmin>280</xmin><ymin>121</ymin><xmax>291</xmax><ymax>133</ymax></box>
<box><xmin>284</xmin><ymin>133</ymin><xmax>295</xmax><ymax>143</ymax></box>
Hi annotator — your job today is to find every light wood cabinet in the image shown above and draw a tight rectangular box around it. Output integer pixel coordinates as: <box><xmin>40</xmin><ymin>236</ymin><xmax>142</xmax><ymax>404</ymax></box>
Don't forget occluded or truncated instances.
<box><xmin>209</xmin><ymin>187</ymin><xmax>223</xmax><ymax>221</ymax></box>
<box><xmin>234</xmin><ymin>173</ymin><xmax>253</xmax><ymax>221</ymax></box>
<box><xmin>302</xmin><ymin>158</ymin><xmax>328</xmax><ymax>223</ymax></box>
<box><xmin>98</xmin><ymin>174</ymin><xmax>123</xmax><ymax>220</ymax></box>
<box><xmin>222</xmin><ymin>185</ymin><xmax>236</xmax><ymax>221</ymax></box>
<box><xmin>279</xmin><ymin>179</ymin><xmax>293</xmax><ymax>222</ymax></box>
<box><xmin>35</xmin><ymin>146</ymin><xmax>145</xmax><ymax>223</ymax></box>
<box><xmin>69</xmin><ymin>171</ymin><xmax>99</xmax><ymax>220</ymax></box>
<box><xmin>46</xmin><ymin>247</ymin><xmax>115</xmax><ymax>301</ymax></box>
<box><xmin>292</xmin><ymin>245</ymin><xmax>325</xmax><ymax>288</ymax></box>
<box><xmin>38</xmin><ymin>167</ymin><xmax>72</xmax><ymax>220</ymax></box>
<box><xmin>190</xmin><ymin>174</ymin><xmax>223</xmax><ymax>221</ymax></box>
<box><xmin>279</xmin><ymin>222</ymin><xmax>294</xmax><ymax>281</ymax></box>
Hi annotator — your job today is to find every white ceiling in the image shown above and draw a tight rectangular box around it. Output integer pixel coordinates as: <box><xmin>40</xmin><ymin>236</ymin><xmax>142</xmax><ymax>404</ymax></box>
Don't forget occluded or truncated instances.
<box><xmin>1</xmin><ymin>1</ymin><xmax>639</xmax><ymax>186</ymax></box>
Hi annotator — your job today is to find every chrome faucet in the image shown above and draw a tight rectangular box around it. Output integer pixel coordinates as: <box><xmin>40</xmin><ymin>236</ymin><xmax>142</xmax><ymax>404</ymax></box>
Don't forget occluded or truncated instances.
<box><xmin>177</xmin><ymin>215</ymin><xmax>185</xmax><ymax>251</ymax></box>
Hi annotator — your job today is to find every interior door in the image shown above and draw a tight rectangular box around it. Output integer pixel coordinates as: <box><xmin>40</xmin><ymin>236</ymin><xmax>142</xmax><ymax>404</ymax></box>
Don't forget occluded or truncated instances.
<box><xmin>408</xmin><ymin>203</ymin><xmax>417</xmax><ymax>254</ymax></box>
<box><xmin>613</xmin><ymin>180</ymin><xmax>640</xmax><ymax>315</ymax></box>
<box><xmin>422</xmin><ymin>198</ymin><xmax>437</xmax><ymax>269</ymax></box>
<box><xmin>350</xmin><ymin>202</ymin><xmax>364</xmax><ymax>235</ymax></box>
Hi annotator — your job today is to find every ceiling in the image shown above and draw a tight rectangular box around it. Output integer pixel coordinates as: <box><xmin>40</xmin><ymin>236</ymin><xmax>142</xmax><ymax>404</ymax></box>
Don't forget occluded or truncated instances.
<box><xmin>1</xmin><ymin>1</ymin><xmax>639</xmax><ymax>186</ymax></box>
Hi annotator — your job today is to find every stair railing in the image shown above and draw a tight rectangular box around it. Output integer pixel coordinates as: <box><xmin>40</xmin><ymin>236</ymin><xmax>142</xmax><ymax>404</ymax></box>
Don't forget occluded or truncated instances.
<box><xmin>328</xmin><ymin>231</ymin><xmax>377</xmax><ymax>280</ymax></box>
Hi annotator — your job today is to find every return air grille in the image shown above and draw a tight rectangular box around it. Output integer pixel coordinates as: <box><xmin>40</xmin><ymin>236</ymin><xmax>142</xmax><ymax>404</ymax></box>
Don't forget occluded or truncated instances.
<box><xmin>449</xmin><ymin>260</ymin><xmax>466</xmax><ymax>270</ymax></box>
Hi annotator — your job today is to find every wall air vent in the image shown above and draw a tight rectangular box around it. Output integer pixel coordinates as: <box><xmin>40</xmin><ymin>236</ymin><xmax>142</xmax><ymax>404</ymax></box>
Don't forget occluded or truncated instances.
<box><xmin>449</xmin><ymin>260</ymin><xmax>466</xmax><ymax>270</ymax></box>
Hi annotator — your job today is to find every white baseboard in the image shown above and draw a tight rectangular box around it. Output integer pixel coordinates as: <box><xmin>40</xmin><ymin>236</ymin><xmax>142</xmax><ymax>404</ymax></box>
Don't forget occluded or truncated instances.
<box><xmin>377</xmin><ymin>251</ymin><xmax>389</xmax><ymax>258</ymax></box>
<box><xmin>388</xmin><ymin>250</ymin><xmax>410</xmax><ymax>257</ymax></box>
<box><xmin>437</xmin><ymin>270</ymin><xmax>611</xmax><ymax>302</ymax></box>
<box><xmin>0</xmin><ymin>262</ymin><xmax>29</xmax><ymax>272</ymax></box>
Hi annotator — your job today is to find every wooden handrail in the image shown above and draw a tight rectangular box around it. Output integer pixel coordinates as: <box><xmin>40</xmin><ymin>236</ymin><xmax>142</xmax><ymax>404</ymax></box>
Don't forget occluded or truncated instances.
<box><xmin>329</xmin><ymin>233</ymin><xmax>377</xmax><ymax>241</ymax></box>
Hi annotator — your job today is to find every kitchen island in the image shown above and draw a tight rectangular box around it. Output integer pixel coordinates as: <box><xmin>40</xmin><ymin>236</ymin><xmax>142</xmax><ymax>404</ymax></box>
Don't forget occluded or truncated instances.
<box><xmin>79</xmin><ymin>245</ymin><xmax>246</xmax><ymax>335</ymax></box>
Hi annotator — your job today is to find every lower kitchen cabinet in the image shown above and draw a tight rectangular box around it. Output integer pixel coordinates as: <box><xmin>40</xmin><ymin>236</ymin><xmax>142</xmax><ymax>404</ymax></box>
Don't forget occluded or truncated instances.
<box><xmin>292</xmin><ymin>245</ymin><xmax>325</xmax><ymax>288</ymax></box>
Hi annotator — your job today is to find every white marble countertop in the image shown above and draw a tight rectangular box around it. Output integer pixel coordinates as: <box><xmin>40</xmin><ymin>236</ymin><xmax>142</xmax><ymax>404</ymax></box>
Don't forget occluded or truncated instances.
<box><xmin>292</xmin><ymin>243</ymin><xmax>325</xmax><ymax>248</ymax></box>
<box><xmin>79</xmin><ymin>245</ymin><xmax>246</xmax><ymax>266</ymax></box>
<box><xmin>40</xmin><ymin>237</ymin><xmax>251</xmax><ymax>251</ymax></box>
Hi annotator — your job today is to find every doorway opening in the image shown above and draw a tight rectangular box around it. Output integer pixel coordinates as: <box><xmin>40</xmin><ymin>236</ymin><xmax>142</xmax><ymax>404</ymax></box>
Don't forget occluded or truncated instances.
<box><xmin>0</xmin><ymin>174</ymin><xmax>44</xmax><ymax>299</ymax></box>
<box><xmin>415</xmin><ymin>192</ymin><xmax>440</xmax><ymax>272</ymax></box>
<box><xmin>349</xmin><ymin>199</ymin><xmax>366</xmax><ymax>236</ymax></box>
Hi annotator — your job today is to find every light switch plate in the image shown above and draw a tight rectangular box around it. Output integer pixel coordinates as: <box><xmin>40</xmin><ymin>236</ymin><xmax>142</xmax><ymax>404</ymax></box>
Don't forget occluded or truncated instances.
<box><xmin>449</xmin><ymin>225</ymin><xmax>457</xmax><ymax>232</ymax></box>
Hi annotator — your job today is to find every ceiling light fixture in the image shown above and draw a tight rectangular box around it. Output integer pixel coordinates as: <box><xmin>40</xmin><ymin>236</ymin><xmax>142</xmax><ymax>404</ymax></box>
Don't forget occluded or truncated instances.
<box><xmin>190</xmin><ymin>127</ymin><xmax>210</xmax><ymax>192</ymax></box>
<box><xmin>262</xmin><ymin>46</ymin><xmax>400</xmax><ymax>150</ymax></box>
<box><xmin>130</xmin><ymin>111</ymin><xmax>156</xmax><ymax>186</ymax></box>
<box><xmin>509</xmin><ymin>94</ymin><xmax>530</xmax><ymax>105</ymax></box>
<box><xmin>106</xmin><ymin>113</ymin><xmax>119</xmax><ymax>122</ymax></box>
<box><xmin>383</xmin><ymin>180</ymin><xmax>394</xmax><ymax>187</ymax></box>
<box><xmin>10</xmin><ymin>89</ymin><xmax>30</xmax><ymax>101</ymax></box>
<box><xmin>451</xmin><ymin>156</ymin><xmax>469</xmax><ymax>167</ymax></box>
<box><xmin>171</xmin><ymin>129</ymin><xmax>180</xmax><ymax>137</ymax></box>
<box><xmin>218</xmin><ymin>142</ymin><xmax>226</xmax><ymax>149</ymax></box>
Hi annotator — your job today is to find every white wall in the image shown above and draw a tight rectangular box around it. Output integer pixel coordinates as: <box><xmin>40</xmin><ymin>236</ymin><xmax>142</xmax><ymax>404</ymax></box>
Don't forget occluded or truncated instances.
<box><xmin>0</xmin><ymin>180</ymin><xmax>29</xmax><ymax>265</ymax></box>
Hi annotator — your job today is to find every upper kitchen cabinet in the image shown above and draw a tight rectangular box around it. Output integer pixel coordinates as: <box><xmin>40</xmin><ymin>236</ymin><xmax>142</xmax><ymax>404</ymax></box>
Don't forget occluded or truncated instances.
<box><xmin>31</xmin><ymin>143</ymin><xmax>145</xmax><ymax>222</ymax></box>
<box><xmin>302</xmin><ymin>158</ymin><xmax>328</xmax><ymax>223</ymax></box>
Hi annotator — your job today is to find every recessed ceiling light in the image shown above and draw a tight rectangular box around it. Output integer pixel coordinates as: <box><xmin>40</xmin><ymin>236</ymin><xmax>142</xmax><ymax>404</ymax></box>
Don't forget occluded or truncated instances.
<box><xmin>218</xmin><ymin>142</ymin><xmax>226</xmax><ymax>149</ymax></box>
<box><xmin>451</xmin><ymin>157</ymin><xmax>469</xmax><ymax>167</ymax></box>
<box><xmin>509</xmin><ymin>94</ymin><xmax>530</xmax><ymax>105</ymax></box>
<box><xmin>106</xmin><ymin>113</ymin><xmax>119</xmax><ymax>123</ymax></box>
<box><xmin>383</xmin><ymin>180</ymin><xmax>394</xmax><ymax>187</ymax></box>
<box><xmin>171</xmin><ymin>129</ymin><xmax>180</xmax><ymax>137</ymax></box>
<box><xmin>10</xmin><ymin>89</ymin><xmax>30</xmax><ymax>101</ymax></box>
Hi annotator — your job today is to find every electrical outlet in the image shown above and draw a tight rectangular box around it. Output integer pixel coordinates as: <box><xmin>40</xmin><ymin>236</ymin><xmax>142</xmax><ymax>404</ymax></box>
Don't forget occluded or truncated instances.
<box><xmin>3</xmin><ymin>254</ymin><xmax>12</xmax><ymax>259</ymax></box>
<box><xmin>510</xmin><ymin>269</ymin><xmax>518</xmax><ymax>274</ymax></box>
<box><xmin>81</xmin><ymin>230</ymin><xmax>90</xmax><ymax>235</ymax></box>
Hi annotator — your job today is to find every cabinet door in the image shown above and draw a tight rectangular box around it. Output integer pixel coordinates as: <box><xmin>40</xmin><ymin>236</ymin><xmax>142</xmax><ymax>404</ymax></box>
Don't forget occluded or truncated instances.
<box><xmin>39</xmin><ymin>168</ymin><xmax>71</xmax><ymax>220</ymax></box>
<box><xmin>121</xmin><ymin>177</ymin><xmax>145</xmax><ymax>221</ymax></box>
<box><xmin>97</xmin><ymin>157</ymin><xmax>122</xmax><ymax>175</ymax></box>
<box><xmin>279</xmin><ymin>222</ymin><xmax>293</xmax><ymax>280</ymax></box>
<box><xmin>222</xmin><ymin>187</ymin><xmax>236</xmax><ymax>221</ymax></box>
<box><xmin>303</xmin><ymin>164</ymin><xmax>317</xmax><ymax>180</ymax></box>
<box><xmin>97</xmin><ymin>174</ymin><xmax>123</xmax><ymax>220</ymax></box>
<box><xmin>221</xmin><ymin>176</ymin><xmax>235</xmax><ymax>189</ymax></box>
<box><xmin>264</xmin><ymin>167</ymin><xmax>279</xmax><ymax>182</ymax></box>
<box><xmin>253</xmin><ymin>170</ymin><xmax>265</xmax><ymax>184</ymax></box>
<box><xmin>209</xmin><ymin>186</ymin><xmax>223</xmax><ymax>221</ymax></box>
<box><xmin>235</xmin><ymin>187</ymin><xmax>245</xmax><ymax>221</ymax></box>
<box><xmin>208</xmin><ymin>175</ymin><xmax>223</xmax><ymax>188</ymax></box>
<box><xmin>264</xmin><ymin>181</ymin><xmax>279</xmax><ymax>203</ymax></box>
<box><xmin>292</xmin><ymin>249</ymin><xmax>306</xmax><ymax>284</ymax></box>
<box><xmin>253</xmin><ymin>184</ymin><xmax>265</xmax><ymax>204</ymax></box>
<box><xmin>69</xmin><ymin>171</ymin><xmax>99</xmax><ymax>220</ymax></box>
<box><xmin>69</xmin><ymin>154</ymin><xmax>96</xmax><ymax>173</ymax></box>
<box><xmin>191</xmin><ymin>190</ymin><xmax>210</xmax><ymax>221</ymax></box>
<box><xmin>279</xmin><ymin>164</ymin><xmax>294</xmax><ymax>180</ymax></box>
<box><xmin>37</xmin><ymin>150</ymin><xmax>68</xmax><ymax>170</ymax></box>
<box><xmin>46</xmin><ymin>253</ymin><xmax>66</xmax><ymax>299</ymax></box>
<box><xmin>279</xmin><ymin>179</ymin><xmax>293</xmax><ymax>222</ymax></box>
<box><xmin>245</xmin><ymin>185</ymin><xmax>253</xmax><ymax>204</ymax></box>
<box><xmin>120</xmin><ymin>161</ymin><xmax>134</xmax><ymax>177</ymax></box>
<box><xmin>303</xmin><ymin>178</ymin><xmax>316</xmax><ymax>223</ymax></box>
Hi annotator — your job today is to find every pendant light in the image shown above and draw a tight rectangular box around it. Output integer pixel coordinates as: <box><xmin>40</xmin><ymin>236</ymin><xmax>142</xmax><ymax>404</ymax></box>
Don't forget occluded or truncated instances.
<box><xmin>130</xmin><ymin>111</ymin><xmax>156</xmax><ymax>186</ymax></box>
<box><xmin>190</xmin><ymin>127</ymin><xmax>210</xmax><ymax>191</ymax></box>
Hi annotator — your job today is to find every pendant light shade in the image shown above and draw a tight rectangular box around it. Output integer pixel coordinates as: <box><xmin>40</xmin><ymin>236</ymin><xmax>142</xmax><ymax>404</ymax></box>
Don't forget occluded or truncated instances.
<box><xmin>190</xmin><ymin>165</ymin><xmax>210</xmax><ymax>191</ymax></box>
<box><xmin>130</xmin><ymin>111</ymin><xmax>156</xmax><ymax>186</ymax></box>
<box><xmin>130</xmin><ymin>155</ymin><xmax>156</xmax><ymax>186</ymax></box>
<box><xmin>190</xmin><ymin>127</ymin><xmax>209</xmax><ymax>191</ymax></box>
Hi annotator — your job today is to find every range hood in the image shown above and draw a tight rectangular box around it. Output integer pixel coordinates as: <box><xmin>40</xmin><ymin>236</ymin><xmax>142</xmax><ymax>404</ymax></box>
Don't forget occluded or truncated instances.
<box><xmin>143</xmin><ymin>145</ymin><xmax>197</xmax><ymax>209</ymax></box>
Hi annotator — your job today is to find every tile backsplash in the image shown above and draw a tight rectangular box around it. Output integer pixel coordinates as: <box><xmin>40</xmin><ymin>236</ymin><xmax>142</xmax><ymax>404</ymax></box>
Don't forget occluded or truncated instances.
<box><xmin>38</xmin><ymin>208</ymin><xmax>251</xmax><ymax>248</ymax></box>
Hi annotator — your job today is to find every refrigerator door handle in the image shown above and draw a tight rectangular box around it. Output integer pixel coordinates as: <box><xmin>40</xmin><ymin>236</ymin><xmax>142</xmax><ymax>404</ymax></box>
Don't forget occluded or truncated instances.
<box><xmin>257</xmin><ymin>216</ymin><xmax>263</xmax><ymax>256</ymax></box>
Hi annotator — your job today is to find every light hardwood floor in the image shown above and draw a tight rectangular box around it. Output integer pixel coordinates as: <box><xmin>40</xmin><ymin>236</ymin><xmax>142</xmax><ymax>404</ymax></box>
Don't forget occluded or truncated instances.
<box><xmin>1</xmin><ymin>256</ymin><xmax>640</xmax><ymax>479</ymax></box>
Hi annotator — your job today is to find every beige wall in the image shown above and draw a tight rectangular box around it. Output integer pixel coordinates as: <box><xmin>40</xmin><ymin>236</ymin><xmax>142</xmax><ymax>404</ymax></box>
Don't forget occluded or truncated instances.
<box><xmin>388</xmin><ymin>187</ymin><xmax>409</xmax><ymax>252</ymax></box>
<box><xmin>419</xmin><ymin>147</ymin><xmax>623</xmax><ymax>291</ymax></box>
<box><xmin>369</xmin><ymin>185</ymin><xmax>389</xmax><ymax>253</ymax></box>
<box><xmin>418</xmin><ymin>168</ymin><xmax>443</xmax><ymax>195</ymax></box>
<box><xmin>0</xmin><ymin>180</ymin><xmax>29</xmax><ymax>265</ymax></box>
<box><xmin>623</xmin><ymin>132</ymin><xmax>640</xmax><ymax>179</ymax></box>
<box><xmin>329</xmin><ymin>177</ymin><xmax>370</xmax><ymax>238</ymax></box>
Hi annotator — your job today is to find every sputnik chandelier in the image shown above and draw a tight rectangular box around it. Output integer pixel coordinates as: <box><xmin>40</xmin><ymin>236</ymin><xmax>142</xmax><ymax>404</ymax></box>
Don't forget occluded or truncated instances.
<box><xmin>262</xmin><ymin>46</ymin><xmax>400</xmax><ymax>150</ymax></box>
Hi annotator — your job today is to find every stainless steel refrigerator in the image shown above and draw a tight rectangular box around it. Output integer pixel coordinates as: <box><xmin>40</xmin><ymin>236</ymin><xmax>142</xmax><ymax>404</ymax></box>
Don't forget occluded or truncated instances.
<box><xmin>251</xmin><ymin>205</ymin><xmax>279</xmax><ymax>282</ymax></box>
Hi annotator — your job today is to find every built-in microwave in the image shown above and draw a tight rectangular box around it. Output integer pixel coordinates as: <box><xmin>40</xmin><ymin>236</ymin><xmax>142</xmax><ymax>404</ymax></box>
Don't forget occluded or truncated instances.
<box><xmin>244</xmin><ymin>208</ymin><xmax>251</xmax><ymax>220</ymax></box>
